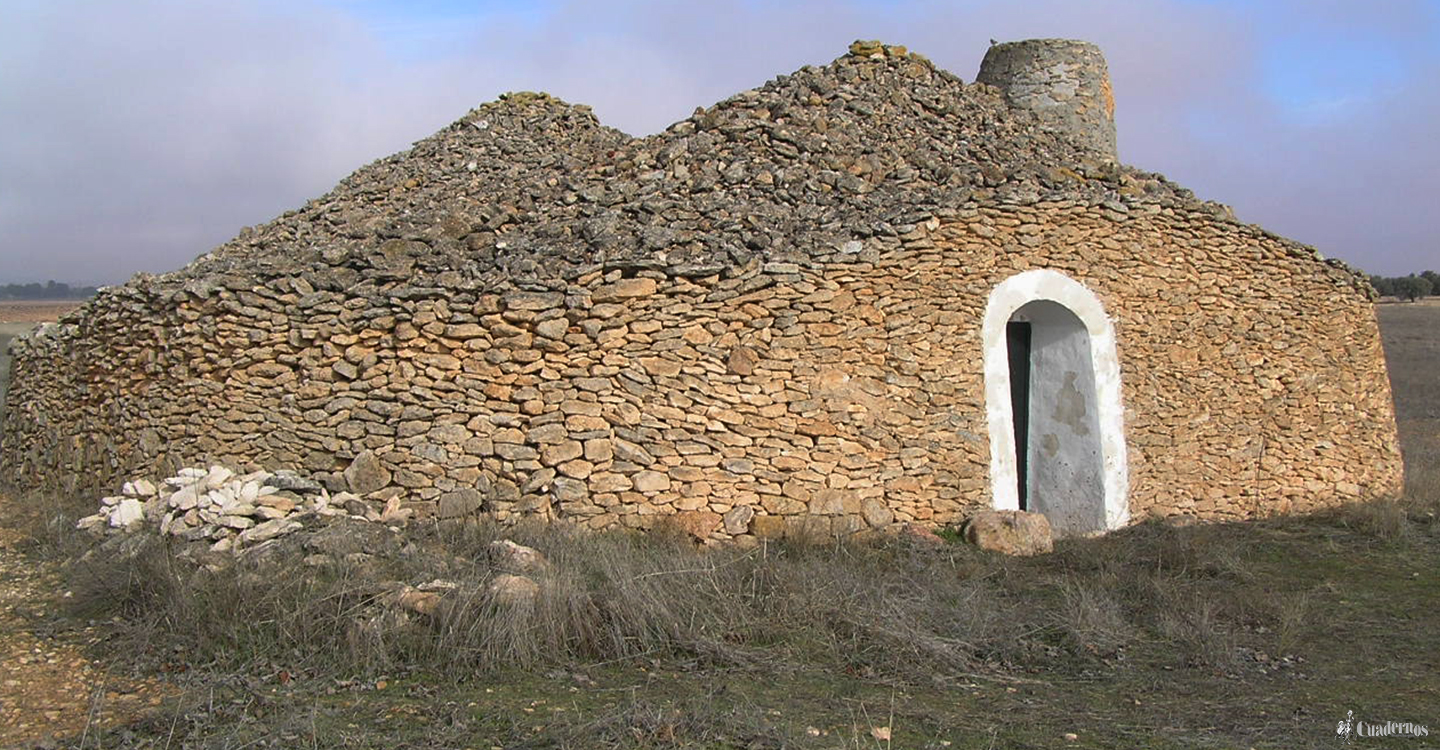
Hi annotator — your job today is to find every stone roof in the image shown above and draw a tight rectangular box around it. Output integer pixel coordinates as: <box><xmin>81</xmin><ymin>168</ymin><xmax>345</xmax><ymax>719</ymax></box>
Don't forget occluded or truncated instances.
<box><xmin>148</xmin><ymin>41</ymin><xmax>1355</xmax><ymax>296</ymax></box>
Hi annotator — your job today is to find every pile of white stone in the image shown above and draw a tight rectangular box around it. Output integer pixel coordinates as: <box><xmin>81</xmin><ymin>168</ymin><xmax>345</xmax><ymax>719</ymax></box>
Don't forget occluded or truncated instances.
<box><xmin>76</xmin><ymin>466</ymin><xmax>364</xmax><ymax>553</ymax></box>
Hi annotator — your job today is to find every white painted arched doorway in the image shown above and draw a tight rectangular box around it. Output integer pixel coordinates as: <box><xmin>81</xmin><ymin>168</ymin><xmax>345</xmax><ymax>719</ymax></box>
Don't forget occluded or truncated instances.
<box><xmin>981</xmin><ymin>270</ymin><xmax>1129</xmax><ymax>534</ymax></box>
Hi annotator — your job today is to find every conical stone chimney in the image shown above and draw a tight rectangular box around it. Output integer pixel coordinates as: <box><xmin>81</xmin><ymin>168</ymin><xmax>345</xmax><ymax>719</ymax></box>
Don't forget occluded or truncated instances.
<box><xmin>977</xmin><ymin>38</ymin><xmax>1118</xmax><ymax>162</ymax></box>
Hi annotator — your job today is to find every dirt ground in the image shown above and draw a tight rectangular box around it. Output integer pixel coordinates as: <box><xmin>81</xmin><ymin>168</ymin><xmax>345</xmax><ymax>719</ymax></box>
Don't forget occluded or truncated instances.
<box><xmin>0</xmin><ymin>301</ymin><xmax>168</xmax><ymax>745</ymax></box>
<box><xmin>0</xmin><ymin>516</ymin><xmax>169</xmax><ymax>746</ymax></box>
<box><xmin>0</xmin><ymin>300</ymin><xmax>84</xmax><ymax>324</ymax></box>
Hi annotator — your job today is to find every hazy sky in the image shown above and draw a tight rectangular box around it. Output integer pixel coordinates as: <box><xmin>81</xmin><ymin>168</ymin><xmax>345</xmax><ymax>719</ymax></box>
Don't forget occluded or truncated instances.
<box><xmin>2</xmin><ymin>0</ymin><xmax>1436</xmax><ymax>285</ymax></box>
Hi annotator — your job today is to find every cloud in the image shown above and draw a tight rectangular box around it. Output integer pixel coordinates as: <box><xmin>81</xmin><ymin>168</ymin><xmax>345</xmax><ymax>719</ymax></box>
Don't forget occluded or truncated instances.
<box><xmin>1</xmin><ymin>0</ymin><xmax>1435</xmax><ymax>284</ymax></box>
<box><xmin>0</xmin><ymin>0</ymin><xmax>439</xmax><ymax>284</ymax></box>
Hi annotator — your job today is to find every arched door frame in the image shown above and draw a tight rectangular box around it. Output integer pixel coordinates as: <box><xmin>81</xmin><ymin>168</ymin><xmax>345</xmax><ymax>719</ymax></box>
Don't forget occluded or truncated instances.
<box><xmin>981</xmin><ymin>269</ymin><xmax>1129</xmax><ymax>531</ymax></box>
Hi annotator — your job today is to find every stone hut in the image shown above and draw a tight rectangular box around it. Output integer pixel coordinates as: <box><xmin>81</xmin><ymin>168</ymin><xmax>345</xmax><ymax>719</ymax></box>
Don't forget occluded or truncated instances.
<box><xmin>1</xmin><ymin>39</ymin><xmax>1403</xmax><ymax>540</ymax></box>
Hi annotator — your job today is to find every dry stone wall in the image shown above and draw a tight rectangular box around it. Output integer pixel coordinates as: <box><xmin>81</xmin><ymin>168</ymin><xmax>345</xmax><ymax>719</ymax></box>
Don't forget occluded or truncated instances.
<box><xmin>3</xmin><ymin>196</ymin><xmax>1402</xmax><ymax>540</ymax></box>
<box><xmin>0</xmin><ymin>40</ymin><xmax>1404</xmax><ymax>539</ymax></box>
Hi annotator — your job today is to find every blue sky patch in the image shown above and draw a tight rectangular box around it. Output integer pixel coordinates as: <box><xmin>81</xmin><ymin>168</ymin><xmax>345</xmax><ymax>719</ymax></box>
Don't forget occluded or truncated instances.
<box><xmin>1260</xmin><ymin>34</ymin><xmax>1406</xmax><ymax>122</ymax></box>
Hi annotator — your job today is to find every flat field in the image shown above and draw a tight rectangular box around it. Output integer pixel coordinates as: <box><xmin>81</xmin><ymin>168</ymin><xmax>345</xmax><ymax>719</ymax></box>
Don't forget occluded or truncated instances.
<box><xmin>0</xmin><ymin>302</ymin><xmax>1435</xmax><ymax>749</ymax></box>
<box><xmin>0</xmin><ymin>299</ymin><xmax>83</xmax><ymax>324</ymax></box>
<box><xmin>1377</xmin><ymin>300</ymin><xmax>1440</xmax><ymax>498</ymax></box>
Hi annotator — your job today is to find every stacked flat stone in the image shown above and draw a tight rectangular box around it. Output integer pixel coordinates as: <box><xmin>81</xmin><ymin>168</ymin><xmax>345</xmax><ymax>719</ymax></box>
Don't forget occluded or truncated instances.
<box><xmin>6</xmin><ymin>40</ymin><xmax>1404</xmax><ymax>542</ymax></box>
<box><xmin>76</xmin><ymin>466</ymin><xmax>352</xmax><ymax>553</ymax></box>
<box><xmin>91</xmin><ymin>42</ymin><xmax>1212</xmax><ymax>291</ymax></box>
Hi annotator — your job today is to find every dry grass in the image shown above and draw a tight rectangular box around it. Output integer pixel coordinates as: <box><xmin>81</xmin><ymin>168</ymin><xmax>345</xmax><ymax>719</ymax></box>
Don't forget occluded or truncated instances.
<box><xmin>51</xmin><ymin>498</ymin><xmax>1438</xmax><ymax>747</ymax></box>
<box><xmin>1055</xmin><ymin>573</ymin><xmax>1131</xmax><ymax>657</ymax></box>
<box><xmin>66</xmin><ymin>501</ymin><xmax>1386</xmax><ymax>693</ymax></box>
<box><xmin>3</xmin><ymin>303</ymin><xmax>1435</xmax><ymax>747</ymax></box>
<box><xmin>65</xmin><ymin>520</ymin><xmax>1026</xmax><ymax>681</ymax></box>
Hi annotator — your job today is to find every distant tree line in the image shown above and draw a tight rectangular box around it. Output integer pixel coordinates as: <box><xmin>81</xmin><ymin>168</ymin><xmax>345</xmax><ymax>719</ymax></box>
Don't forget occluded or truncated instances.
<box><xmin>0</xmin><ymin>281</ymin><xmax>101</xmax><ymax>301</ymax></box>
<box><xmin>1370</xmin><ymin>271</ymin><xmax>1438</xmax><ymax>302</ymax></box>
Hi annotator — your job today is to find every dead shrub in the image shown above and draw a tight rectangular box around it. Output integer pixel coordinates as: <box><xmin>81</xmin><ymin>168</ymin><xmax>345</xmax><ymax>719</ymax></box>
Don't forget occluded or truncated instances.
<box><xmin>57</xmin><ymin>504</ymin><xmax>1355</xmax><ymax>686</ymax></box>
<box><xmin>61</xmin><ymin>519</ymin><xmax>1036</xmax><ymax>682</ymax></box>
<box><xmin>1336</xmin><ymin>497</ymin><xmax>1415</xmax><ymax>543</ymax></box>
<box><xmin>1049</xmin><ymin>519</ymin><xmax>1254</xmax><ymax>584</ymax></box>
<box><xmin>1055</xmin><ymin>574</ymin><xmax>1132</xmax><ymax>657</ymax></box>
<box><xmin>1151</xmin><ymin>580</ymin><xmax>1238</xmax><ymax>670</ymax></box>
<box><xmin>65</xmin><ymin>531</ymin><xmax>404</xmax><ymax>675</ymax></box>
<box><xmin>1273</xmin><ymin>590</ymin><xmax>1313</xmax><ymax>656</ymax></box>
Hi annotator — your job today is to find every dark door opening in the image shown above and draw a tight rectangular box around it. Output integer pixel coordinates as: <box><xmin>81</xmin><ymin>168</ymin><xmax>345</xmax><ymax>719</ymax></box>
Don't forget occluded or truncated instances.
<box><xmin>1006</xmin><ymin>321</ymin><xmax>1032</xmax><ymax>511</ymax></box>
